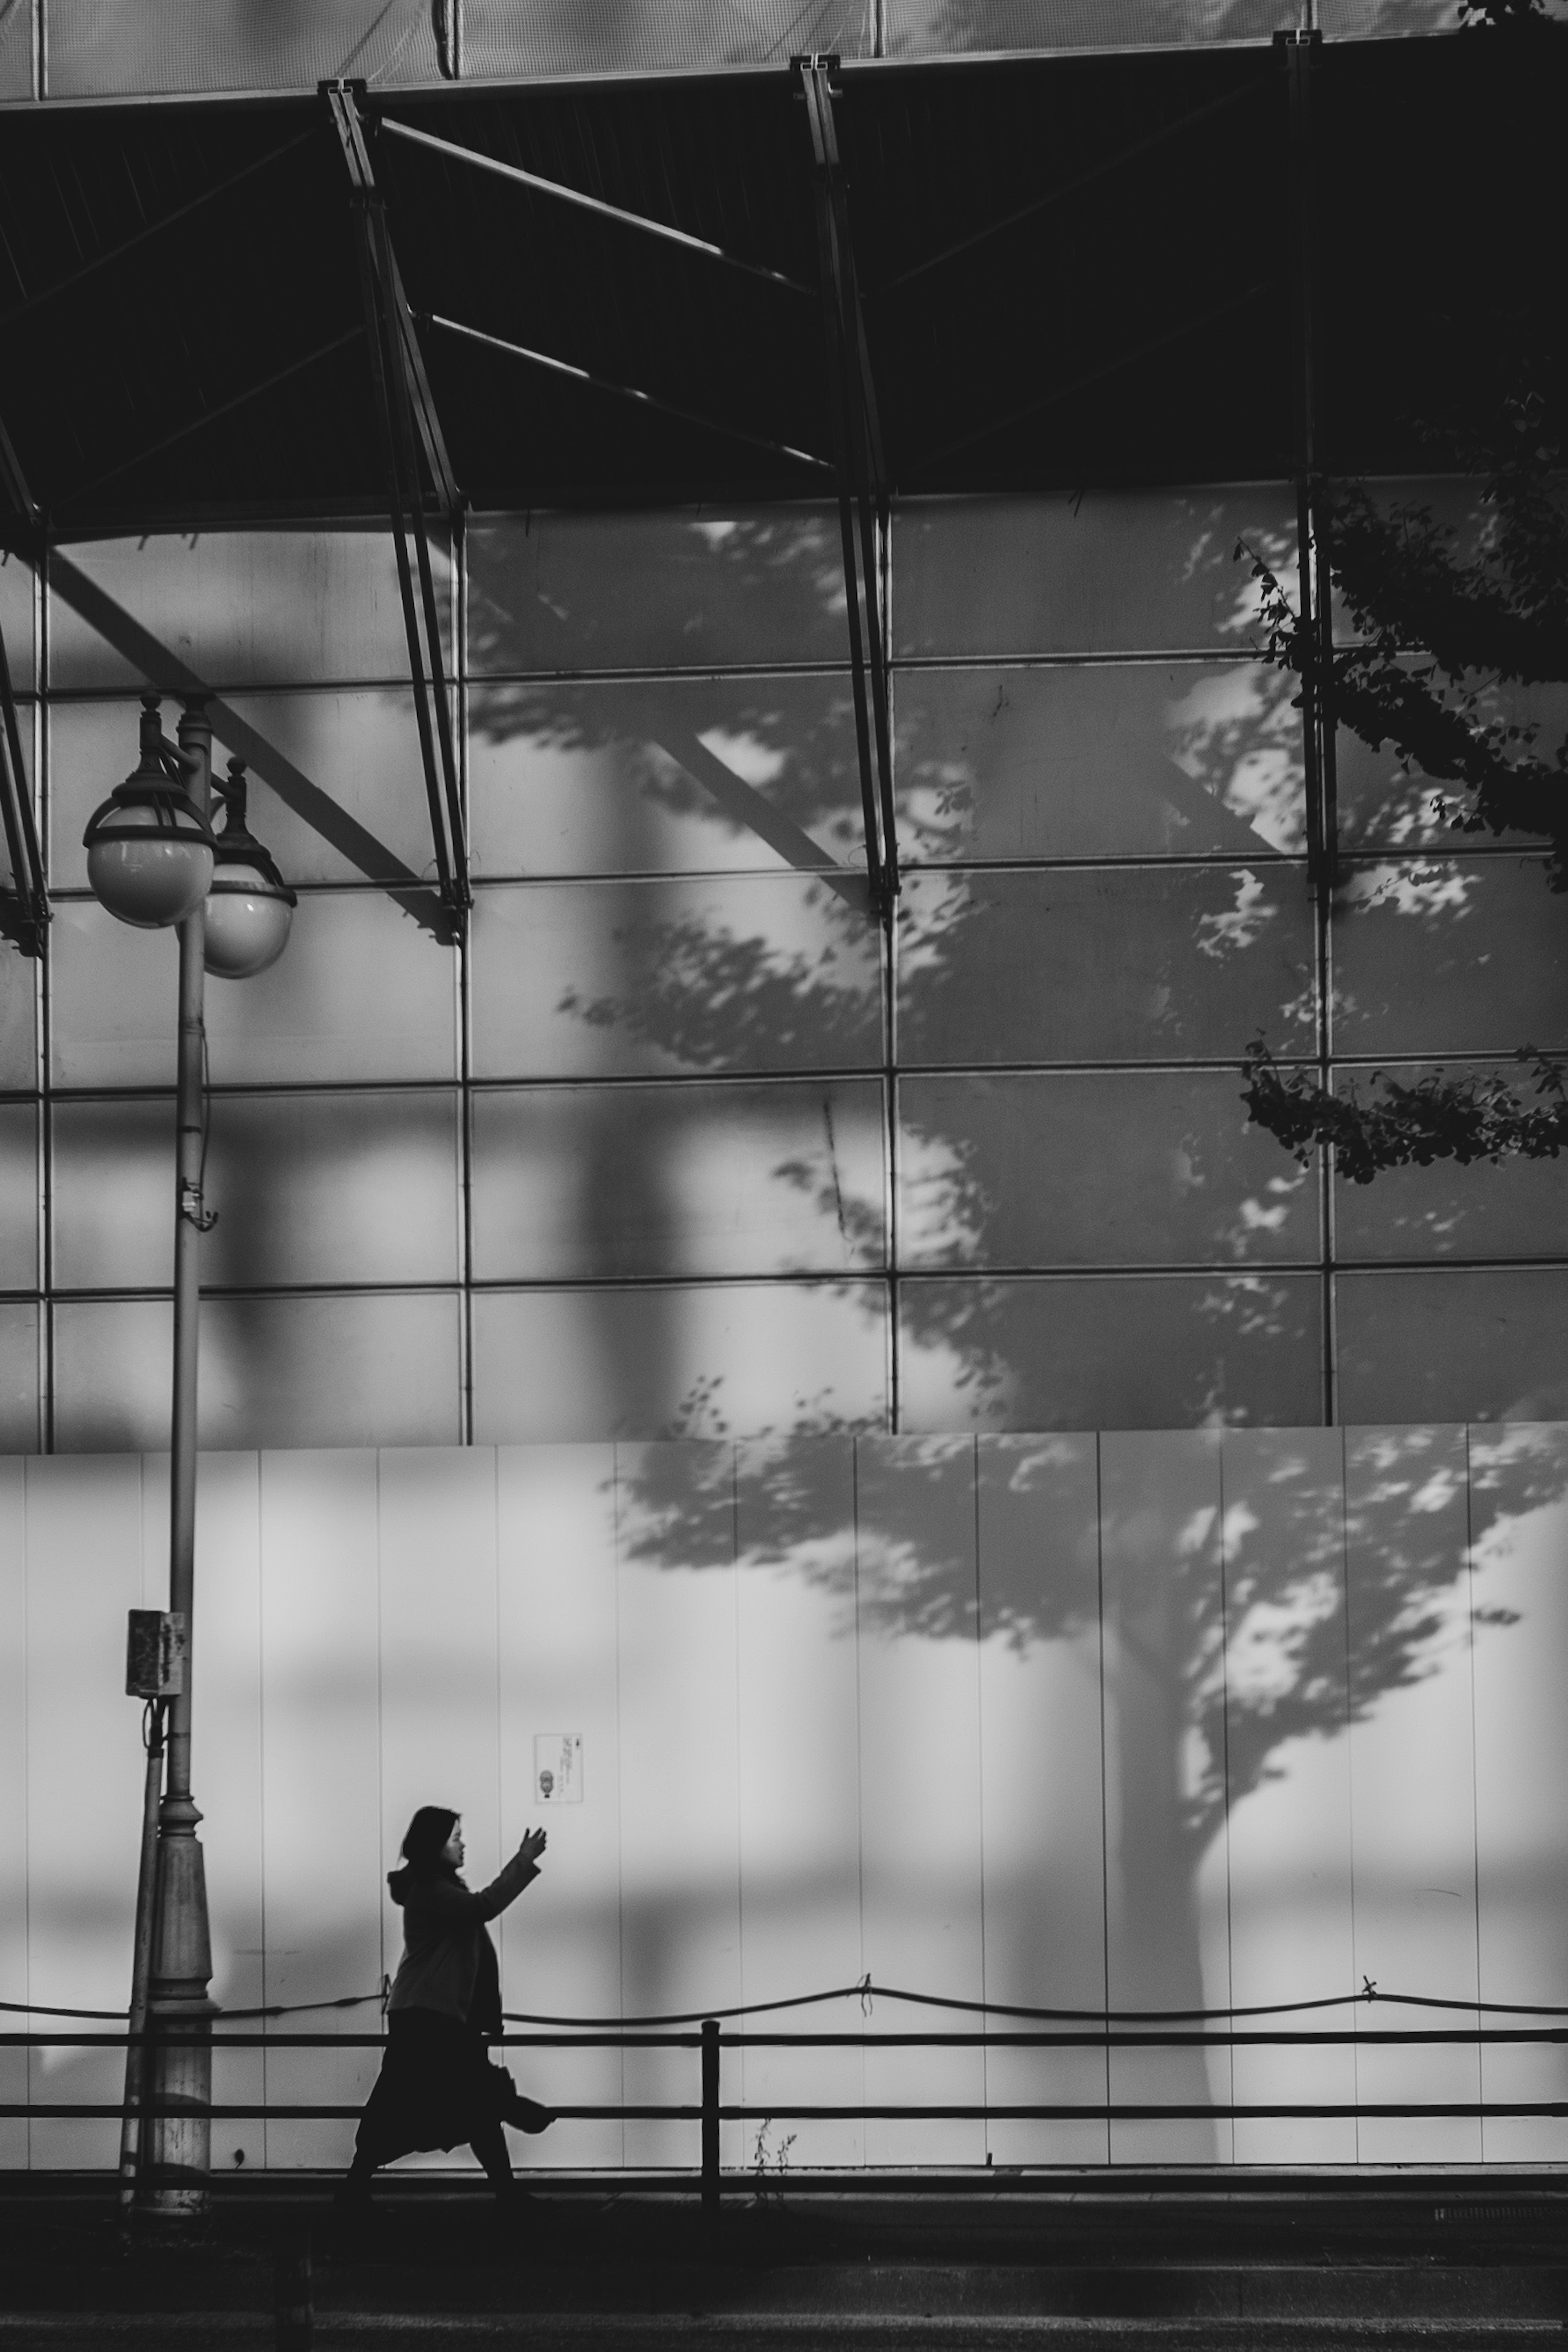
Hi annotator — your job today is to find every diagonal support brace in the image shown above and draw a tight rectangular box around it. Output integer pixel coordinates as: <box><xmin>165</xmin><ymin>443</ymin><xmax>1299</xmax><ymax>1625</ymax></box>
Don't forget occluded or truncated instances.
<box><xmin>795</xmin><ymin>54</ymin><xmax>898</xmax><ymax>927</ymax></box>
<box><xmin>0</xmin><ymin>419</ymin><xmax>49</xmax><ymax>956</ymax></box>
<box><xmin>325</xmin><ymin>79</ymin><xmax>469</xmax><ymax>918</ymax></box>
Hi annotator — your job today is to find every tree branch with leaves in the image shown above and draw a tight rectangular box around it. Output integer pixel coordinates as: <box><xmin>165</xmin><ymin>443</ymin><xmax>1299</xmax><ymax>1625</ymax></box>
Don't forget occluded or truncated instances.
<box><xmin>1237</xmin><ymin>1</ymin><xmax>1566</xmax><ymax>1179</ymax></box>
<box><xmin>1242</xmin><ymin>1037</ymin><xmax>1568</xmax><ymax>1185</ymax></box>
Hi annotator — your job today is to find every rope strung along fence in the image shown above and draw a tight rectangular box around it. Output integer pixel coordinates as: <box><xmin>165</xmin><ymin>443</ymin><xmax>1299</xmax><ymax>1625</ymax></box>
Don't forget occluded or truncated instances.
<box><xmin>9</xmin><ymin>1973</ymin><xmax>1568</xmax><ymax>2026</ymax></box>
<box><xmin>7</xmin><ymin>1977</ymin><xmax>1568</xmax><ymax>2206</ymax></box>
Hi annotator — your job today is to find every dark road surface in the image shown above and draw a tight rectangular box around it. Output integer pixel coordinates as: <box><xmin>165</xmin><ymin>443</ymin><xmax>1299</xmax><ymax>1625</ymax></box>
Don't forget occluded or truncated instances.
<box><xmin>1</xmin><ymin>2168</ymin><xmax>1565</xmax><ymax>2349</ymax></box>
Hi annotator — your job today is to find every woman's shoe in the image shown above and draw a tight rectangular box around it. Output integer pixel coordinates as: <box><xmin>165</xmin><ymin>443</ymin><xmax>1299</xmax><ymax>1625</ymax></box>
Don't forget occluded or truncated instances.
<box><xmin>511</xmin><ymin>2096</ymin><xmax>556</xmax><ymax>2136</ymax></box>
<box><xmin>489</xmin><ymin>2183</ymin><xmax>541</xmax><ymax>2232</ymax></box>
<box><xmin>332</xmin><ymin>2178</ymin><xmax>376</xmax><ymax>2224</ymax></box>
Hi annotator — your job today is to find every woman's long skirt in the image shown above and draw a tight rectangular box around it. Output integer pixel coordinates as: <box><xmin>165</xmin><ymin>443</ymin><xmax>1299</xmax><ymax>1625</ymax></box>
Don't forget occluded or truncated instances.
<box><xmin>355</xmin><ymin>2007</ymin><xmax>552</xmax><ymax>2163</ymax></box>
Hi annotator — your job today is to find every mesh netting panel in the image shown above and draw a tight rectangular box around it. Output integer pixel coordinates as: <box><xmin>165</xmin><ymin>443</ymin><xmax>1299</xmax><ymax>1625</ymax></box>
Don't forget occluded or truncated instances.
<box><xmin>889</xmin><ymin>0</ymin><xmax>1564</xmax><ymax>47</ymax></box>
<box><xmin>1317</xmin><ymin>0</ymin><xmax>1459</xmax><ymax>28</ymax></box>
<box><xmin>889</xmin><ymin>0</ymin><xmax>1297</xmax><ymax>49</ymax></box>
<box><xmin>1321</xmin><ymin>0</ymin><xmax>1565</xmax><ymax>24</ymax></box>
<box><xmin>36</xmin><ymin>0</ymin><xmax>1477</xmax><ymax>99</ymax></box>
<box><xmin>42</xmin><ymin>0</ymin><xmax>873</xmax><ymax>97</ymax></box>
<box><xmin>45</xmin><ymin>0</ymin><xmax>444</xmax><ymax>98</ymax></box>
<box><xmin>462</xmin><ymin>0</ymin><xmax>876</xmax><ymax>74</ymax></box>
<box><xmin>0</xmin><ymin>0</ymin><xmax>33</xmax><ymax>98</ymax></box>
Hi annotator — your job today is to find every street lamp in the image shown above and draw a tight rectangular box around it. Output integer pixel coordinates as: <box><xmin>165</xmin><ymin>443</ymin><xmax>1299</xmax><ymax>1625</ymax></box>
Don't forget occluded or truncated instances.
<box><xmin>83</xmin><ymin>696</ymin><xmax>214</xmax><ymax>929</ymax></box>
<box><xmin>204</xmin><ymin>758</ymin><xmax>296</xmax><ymax>981</ymax></box>
<box><xmin>87</xmin><ymin>695</ymin><xmax>294</xmax><ymax>2214</ymax></box>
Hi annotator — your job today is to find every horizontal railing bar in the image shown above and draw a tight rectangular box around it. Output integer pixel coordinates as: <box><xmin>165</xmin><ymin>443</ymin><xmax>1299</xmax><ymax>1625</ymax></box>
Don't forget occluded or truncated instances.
<box><xmin>721</xmin><ymin>2106</ymin><xmax>1568</xmax><ymax>2122</ymax></box>
<box><xmin>7</xmin><ymin>2027</ymin><xmax>1566</xmax><ymax>2050</ymax></box>
<box><xmin>0</xmin><ymin>2033</ymin><xmax>698</xmax><ymax>2050</ymax></box>
<box><xmin>722</xmin><ymin>2030</ymin><xmax>1567</xmax><ymax>2050</ymax></box>
<box><xmin>8</xmin><ymin>2102</ymin><xmax>1566</xmax><ymax>2123</ymax></box>
<box><xmin>0</xmin><ymin>2105</ymin><xmax>702</xmax><ymax>2121</ymax></box>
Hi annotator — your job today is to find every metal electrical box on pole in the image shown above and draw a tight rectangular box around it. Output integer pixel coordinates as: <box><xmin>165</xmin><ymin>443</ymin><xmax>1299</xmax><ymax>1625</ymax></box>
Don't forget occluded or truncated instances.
<box><xmin>125</xmin><ymin>1611</ymin><xmax>187</xmax><ymax>1699</ymax></box>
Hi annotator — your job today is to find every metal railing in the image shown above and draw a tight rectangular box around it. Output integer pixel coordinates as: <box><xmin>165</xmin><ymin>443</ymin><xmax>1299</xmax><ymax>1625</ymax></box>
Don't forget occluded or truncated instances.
<box><xmin>7</xmin><ymin>2009</ymin><xmax>1568</xmax><ymax>2213</ymax></box>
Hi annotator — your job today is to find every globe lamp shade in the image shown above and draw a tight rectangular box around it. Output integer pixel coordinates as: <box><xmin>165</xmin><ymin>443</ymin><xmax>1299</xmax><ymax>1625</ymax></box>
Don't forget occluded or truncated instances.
<box><xmin>202</xmin><ymin>770</ymin><xmax>296</xmax><ymax>979</ymax></box>
<box><xmin>203</xmin><ymin>858</ymin><xmax>296</xmax><ymax>979</ymax></box>
<box><xmin>83</xmin><ymin>787</ymin><xmax>214</xmax><ymax>930</ymax></box>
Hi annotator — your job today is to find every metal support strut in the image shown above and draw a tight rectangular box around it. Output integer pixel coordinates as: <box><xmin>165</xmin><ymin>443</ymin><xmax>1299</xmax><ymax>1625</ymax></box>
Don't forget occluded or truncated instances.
<box><xmin>325</xmin><ymin>80</ymin><xmax>469</xmax><ymax>919</ymax></box>
<box><xmin>0</xmin><ymin>418</ymin><xmax>50</xmax><ymax>955</ymax></box>
<box><xmin>1280</xmin><ymin>28</ymin><xmax>1337</xmax><ymax>895</ymax></box>
<box><xmin>1280</xmin><ymin>27</ymin><xmax>1339</xmax><ymax>1433</ymax></box>
<box><xmin>139</xmin><ymin>699</ymin><xmax>220</xmax><ymax>2215</ymax></box>
<box><xmin>0</xmin><ymin>613</ymin><xmax>46</xmax><ymax>955</ymax></box>
<box><xmin>795</xmin><ymin>56</ymin><xmax>898</xmax><ymax>927</ymax></box>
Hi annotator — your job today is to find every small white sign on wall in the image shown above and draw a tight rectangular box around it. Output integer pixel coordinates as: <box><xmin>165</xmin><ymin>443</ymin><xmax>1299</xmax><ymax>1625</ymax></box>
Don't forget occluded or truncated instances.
<box><xmin>534</xmin><ymin>1732</ymin><xmax>583</xmax><ymax>1805</ymax></box>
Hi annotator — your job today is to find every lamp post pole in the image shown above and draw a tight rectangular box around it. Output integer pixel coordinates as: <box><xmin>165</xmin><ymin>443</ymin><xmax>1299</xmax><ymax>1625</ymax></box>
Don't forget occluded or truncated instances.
<box><xmin>144</xmin><ymin>700</ymin><xmax>218</xmax><ymax>2215</ymax></box>
<box><xmin>88</xmin><ymin>691</ymin><xmax>295</xmax><ymax>2216</ymax></box>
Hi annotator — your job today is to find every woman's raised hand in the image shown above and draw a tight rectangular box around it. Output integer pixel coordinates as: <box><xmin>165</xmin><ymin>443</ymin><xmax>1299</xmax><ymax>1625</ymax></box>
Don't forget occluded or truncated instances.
<box><xmin>517</xmin><ymin>1827</ymin><xmax>548</xmax><ymax>1866</ymax></box>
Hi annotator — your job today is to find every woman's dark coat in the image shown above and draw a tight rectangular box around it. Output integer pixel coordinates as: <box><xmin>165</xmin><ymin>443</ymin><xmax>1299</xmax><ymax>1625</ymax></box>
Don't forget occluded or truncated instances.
<box><xmin>356</xmin><ymin>1848</ymin><xmax>549</xmax><ymax>2160</ymax></box>
<box><xmin>387</xmin><ymin>1848</ymin><xmax>538</xmax><ymax>2036</ymax></box>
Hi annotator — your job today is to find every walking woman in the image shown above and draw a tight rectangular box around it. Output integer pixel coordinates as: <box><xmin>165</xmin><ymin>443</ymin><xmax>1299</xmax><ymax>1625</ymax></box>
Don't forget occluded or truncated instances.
<box><xmin>339</xmin><ymin>1806</ymin><xmax>553</xmax><ymax>2215</ymax></box>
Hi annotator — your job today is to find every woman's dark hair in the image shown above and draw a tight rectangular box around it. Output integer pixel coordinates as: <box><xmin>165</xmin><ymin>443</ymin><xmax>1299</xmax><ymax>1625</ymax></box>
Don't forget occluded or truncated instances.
<box><xmin>398</xmin><ymin>1806</ymin><xmax>459</xmax><ymax>1876</ymax></box>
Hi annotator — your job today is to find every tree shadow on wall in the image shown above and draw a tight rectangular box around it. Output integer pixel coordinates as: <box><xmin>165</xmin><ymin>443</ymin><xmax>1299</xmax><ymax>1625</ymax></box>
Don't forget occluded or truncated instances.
<box><xmin>610</xmin><ymin>1420</ymin><xmax>1568</xmax><ymax>2148</ymax></box>
<box><xmin>465</xmin><ymin>501</ymin><xmax>1568</xmax><ymax>2134</ymax></box>
<box><xmin>612</xmin><ymin>1419</ymin><xmax>1566</xmax><ymax>1832</ymax></box>
<box><xmin>467</xmin><ymin>495</ymin><xmax>1568</xmax><ymax>1437</ymax></box>
<box><xmin>466</xmin><ymin>495</ymin><xmax>1327</xmax><ymax>1433</ymax></box>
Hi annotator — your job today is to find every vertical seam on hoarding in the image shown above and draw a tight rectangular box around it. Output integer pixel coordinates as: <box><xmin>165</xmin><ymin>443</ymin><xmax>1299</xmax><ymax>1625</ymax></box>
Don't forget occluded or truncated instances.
<box><xmin>851</xmin><ymin>1429</ymin><xmax>866</xmax><ymax>2163</ymax></box>
<box><xmin>1464</xmin><ymin>1422</ymin><xmax>1485</xmax><ymax>2157</ymax></box>
<box><xmin>1094</xmin><ymin>1432</ymin><xmax>1110</xmax><ymax>2165</ymax></box>
<box><xmin>373</xmin><ymin>1448</ymin><xmax>386</xmax><ymax>2043</ymax></box>
<box><xmin>21</xmin><ymin>1458</ymin><xmax>30</xmax><ymax>2165</ymax></box>
<box><xmin>1341</xmin><ymin>1422</ymin><xmax>1359</xmax><ymax>2164</ymax></box>
<box><xmin>971</xmin><ymin>1431</ymin><xmax>988</xmax><ymax>2163</ymax></box>
<box><xmin>1216</xmin><ymin>1438</ymin><xmax>1235</xmax><ymax>2163</ymax></box>
<box><xmin>256</xmin><ymin>1450</ymin><xmax>269</xmax><ymax>2169</ymax></box>
<box><xmin>611</xmin><ymin>1440</ymin><xmax>627</xmax><ymax>2168</ymax></box>
<box><xmin>730</xmin><ymin>1443</ymin><xmax>744</xmax><ymax>2142</ymax></box>
<box><xmin>492</xmin><ymin>1442</ymin><xmax>503</xmax><ymax>1995</ymax></box>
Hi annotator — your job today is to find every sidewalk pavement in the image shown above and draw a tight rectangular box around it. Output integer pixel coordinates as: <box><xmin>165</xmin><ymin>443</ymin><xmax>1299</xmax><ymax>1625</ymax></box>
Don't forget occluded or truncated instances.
<box><xmin>0</xmin><ymin>2169</ymin><xmax>1564</xmax><ymax>2348</ymax></box>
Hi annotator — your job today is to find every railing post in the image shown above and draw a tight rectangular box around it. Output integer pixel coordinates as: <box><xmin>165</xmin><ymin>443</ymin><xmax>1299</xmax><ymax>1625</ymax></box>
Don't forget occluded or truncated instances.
<box><xmin>700</xmin><ymin>2018</ymin><xmax>720</xmax><ymax>2239</ymax></box>
<box><xmin>274</xmin><ymin>2228</ymin><xmax>312</xmax><ymax>2352</ymax></box>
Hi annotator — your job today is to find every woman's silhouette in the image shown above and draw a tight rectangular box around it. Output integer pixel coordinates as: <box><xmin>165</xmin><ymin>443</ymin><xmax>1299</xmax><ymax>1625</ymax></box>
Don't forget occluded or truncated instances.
<box><xmin>338</xmin><ymin>1806</ymin><xmax>553</xmax><ymax>2215</ymax></box>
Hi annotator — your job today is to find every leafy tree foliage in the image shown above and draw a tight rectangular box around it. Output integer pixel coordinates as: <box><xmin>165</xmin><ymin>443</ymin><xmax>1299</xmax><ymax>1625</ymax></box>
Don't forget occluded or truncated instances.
<box><xmin>1243</xmin><ymin>1039</ymin><xmax>1568</xmax><ymax>1184</ymax></box>
<box><xmin>1240</xmin><ymin>0</ymin><xmax>1566</xmax><ymax>1179</ymax></box>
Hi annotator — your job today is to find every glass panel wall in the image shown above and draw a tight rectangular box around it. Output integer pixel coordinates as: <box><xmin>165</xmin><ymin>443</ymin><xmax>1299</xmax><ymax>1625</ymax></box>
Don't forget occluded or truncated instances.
<box><xmin>4</xmin><ymin>486</ymin><xmax>1561</xmax><ymax>1449</ymax></box>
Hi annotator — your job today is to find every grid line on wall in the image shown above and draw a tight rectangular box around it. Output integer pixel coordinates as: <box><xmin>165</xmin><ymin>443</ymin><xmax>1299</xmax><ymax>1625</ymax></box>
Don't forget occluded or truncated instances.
<box><xmin>4</xmin><ymin>492</ymin><xmax>1564</xmax><ymax>1450</ymax></box>
<box><xmin>7</xmin><ymin>1042</ymin><xmax>1563</xmax><ymax>1106</ymax></box>
<box><xmin>16</xmin><ymin>1258</ymin><xmax>1568</xmax><ymax>1315</ymax></box>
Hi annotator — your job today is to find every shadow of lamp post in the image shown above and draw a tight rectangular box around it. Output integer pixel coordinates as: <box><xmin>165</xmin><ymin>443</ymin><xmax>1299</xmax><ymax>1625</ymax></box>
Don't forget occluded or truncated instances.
<box><xmin>84</xmin><ymin>693</ymin><xmax>296</xmax><ymax>2217</ymax></box>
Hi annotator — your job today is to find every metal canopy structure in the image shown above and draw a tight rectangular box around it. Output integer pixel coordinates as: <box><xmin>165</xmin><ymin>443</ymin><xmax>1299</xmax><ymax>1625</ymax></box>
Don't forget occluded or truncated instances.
<box><xmin>0</xmin><ymin>27</ymin><xmax>1560</xmax><ymax>934</ymax></box>
<box><xmin>0</xmin><ymin>31</ymin><xmax>1560</xmax><ymax>535</ymax></box>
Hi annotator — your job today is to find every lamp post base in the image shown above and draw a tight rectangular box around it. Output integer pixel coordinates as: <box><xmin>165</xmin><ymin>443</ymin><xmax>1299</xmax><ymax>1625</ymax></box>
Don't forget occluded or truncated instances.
<box><xmin>136</xmin><ymin>1792</ymin><xmax>216</xmax><ymax>2218</ymax></box>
